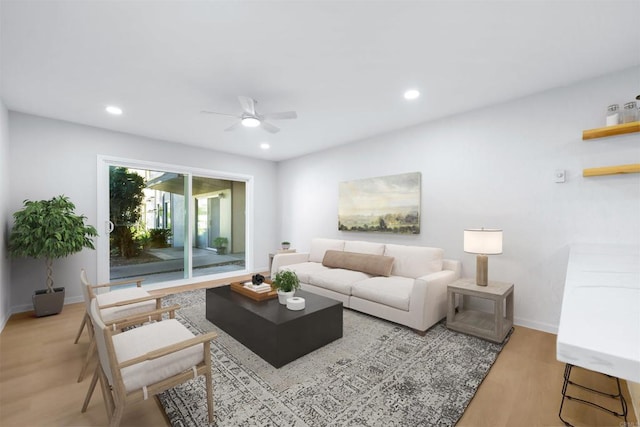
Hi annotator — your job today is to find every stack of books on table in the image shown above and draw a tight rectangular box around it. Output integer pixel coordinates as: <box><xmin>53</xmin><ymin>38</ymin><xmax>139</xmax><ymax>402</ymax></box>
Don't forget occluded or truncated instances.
<box><xmin>243</xmin><ymin>282</ymin><xmax>272</xmax><ymax>293</ymax></box>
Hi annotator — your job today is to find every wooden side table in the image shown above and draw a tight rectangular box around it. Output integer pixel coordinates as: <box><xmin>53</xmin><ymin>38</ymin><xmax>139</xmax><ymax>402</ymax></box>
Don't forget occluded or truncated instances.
<box><xmin>446</xmin><ymin>278</ymin><xmax>514</xmax><ymax>343</ymax></box>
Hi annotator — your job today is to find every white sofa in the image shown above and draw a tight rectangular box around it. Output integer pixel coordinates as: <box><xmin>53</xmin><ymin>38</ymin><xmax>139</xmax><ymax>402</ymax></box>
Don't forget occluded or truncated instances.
<box><xmin>271</xmin><ymin>238</ymin><xmax>461</xmax><ymax>333</ymax></box>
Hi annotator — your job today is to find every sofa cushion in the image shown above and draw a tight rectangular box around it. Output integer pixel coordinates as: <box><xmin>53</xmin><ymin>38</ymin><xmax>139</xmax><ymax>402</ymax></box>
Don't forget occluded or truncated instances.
<box><xmin>351</xmin><ymin>276</ymin><xmax>414</xmax><ymax>311</ymax></box>
<box><xmin>343</xmin><ymin>240</ymin><xmax>385</xmax><ymax>255</ymax></box>
<box><xmin>308</xmin><ymin>269</ymin><xmax>372</xmax><ymax>295</ymax></box>
<box><xmin>309</xmin><ymin>238</ymin><xmax>345</xmax><ymax>263</ymax></box>
<box><xmin>383</xmin><ymin>244</ymin><xmax>444</xmax><ymax>278</ymax></box>
<box><xmin>322</xmin><ymin>250</ymin><xmax>394</xmax><ymax>277</ymax></box>
<box><xmin>280</xmin><ymin>262</ymin><xmax>331</xmax><ymax>283</ymax></box>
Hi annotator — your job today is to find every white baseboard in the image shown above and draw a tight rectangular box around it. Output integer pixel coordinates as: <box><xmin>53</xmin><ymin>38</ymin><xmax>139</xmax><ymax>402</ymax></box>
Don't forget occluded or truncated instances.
<box><xmin>0</xmin><ymin>311</ymin><xmax>9</xmax><ymax>334</ymax></box>
<box><xmin>10</xmin><ymin>295</ymin><xmax>84</xmax><ymax>317</ymax></box>
<box><xmin>514</xmin><ymin>316</ymin><xmax>558</xmax><ymax>335</ymax></box>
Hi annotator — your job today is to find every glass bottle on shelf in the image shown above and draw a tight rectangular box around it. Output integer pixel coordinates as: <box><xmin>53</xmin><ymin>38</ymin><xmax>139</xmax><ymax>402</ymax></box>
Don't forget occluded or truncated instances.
<box><xmin>622</xmin><ymin>101</ymin><xmax>638</xmax><ymax>123</ymax></box>
<box><xmin>605</xmin><ymin>104</ymin><xmax>620</xmax><ymax>126</ymax></box>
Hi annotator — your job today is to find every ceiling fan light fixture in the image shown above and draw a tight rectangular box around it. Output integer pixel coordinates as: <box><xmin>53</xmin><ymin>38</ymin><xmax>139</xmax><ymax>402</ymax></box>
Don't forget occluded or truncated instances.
<box><xmin>105</xmin><ymin>105</ymin><xmax>123</xmax><ymax>115</ymax></box>
<box><xmin>404</xmin><ymin>89</ymin><xmax>420</xmax><ymax>100</ymax></box>
<box><xmin>241</xmin><ymin>117</ymin><xmax>260</xmax><ymax>127</ymax></box>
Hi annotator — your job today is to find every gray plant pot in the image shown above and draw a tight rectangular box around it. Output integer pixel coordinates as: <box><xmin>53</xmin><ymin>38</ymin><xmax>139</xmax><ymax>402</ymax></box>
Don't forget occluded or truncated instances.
<box><xmin>32</xmin><ymin>287</ymin><xmax>65</xmax><ymax>317</ymax></box>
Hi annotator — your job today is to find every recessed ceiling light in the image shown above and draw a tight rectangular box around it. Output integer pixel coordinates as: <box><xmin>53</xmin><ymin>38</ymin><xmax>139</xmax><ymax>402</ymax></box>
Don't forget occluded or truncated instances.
<box><xmin>260</xmin><ymin>143</ymin><xmax>270</xmax><ymax>150</ymax></box>
<box><xmin>105</xmin><ymin>105</ymin><xmax>123</xmax><ymax>115</ymax></box>
<box><xmin>241</xmin><ymin>117</ymin><xmax>260</xmax><ymax>127</ymax></box>
<box><xmin>404</xmin><ymin>89</ymin><xmax>420</xmax><ymax>100</ymax></box>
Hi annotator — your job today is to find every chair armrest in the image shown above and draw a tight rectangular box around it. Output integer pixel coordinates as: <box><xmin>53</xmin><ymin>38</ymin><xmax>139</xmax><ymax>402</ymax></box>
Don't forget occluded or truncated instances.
<box><xmin>271</xmin><ymin>252</ymin><xmax>310</xmax><ymax>276</ymax></box>
<box><xmin>98</xmin><ymin>294</ymin><xmax>165</xmax><ymax>310</ymax></box>
<box><xmin>87</xmin><ymin>278</ymin><xmax>146</xmax><ymax>299</ymax></box>
<box><xmin>91</xmin><ymin>277</ymin><xmax>145</xmax><ymax>290</ymax></box>
<box><xmin>107</xmin><ymin>304</ymin><xmax>181</xmax><ymax>329</ymax></box>
<box><xmin>118</xmin><ymin>331</ymin><xmax>219</xmax><ymax>369</ymax></box>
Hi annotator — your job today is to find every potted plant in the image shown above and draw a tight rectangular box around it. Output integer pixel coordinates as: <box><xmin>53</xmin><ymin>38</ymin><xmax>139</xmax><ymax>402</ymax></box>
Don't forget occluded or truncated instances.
<box><xmin>272</xmin><ymin>270</ymin><xmax>300</xmax><ymax>304</ymax></box>
<box><xmin>281</xmin><ymin>241</ymin><xmax>291</xmax><ymax>250</ymax></box>
<box><xmin>8</xmin><ymin>195</ymin><xmax>98</xmax><ymax>317</ymax></box>
<box><xmin>213</xmin><ymin>236</ymin><xmax>228</xmax><ymax>255</ymax></box>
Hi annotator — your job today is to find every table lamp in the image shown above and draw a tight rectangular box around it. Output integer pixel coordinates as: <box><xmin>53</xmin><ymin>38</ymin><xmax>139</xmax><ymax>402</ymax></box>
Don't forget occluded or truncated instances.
<box><xmin>464</xmin><ymin>228</ymin><xmax>503</xmax><ymax>286</ymax></box>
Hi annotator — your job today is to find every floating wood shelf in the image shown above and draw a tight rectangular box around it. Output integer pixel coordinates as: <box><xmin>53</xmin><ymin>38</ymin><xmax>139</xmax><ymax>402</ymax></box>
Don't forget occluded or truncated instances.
<box><xmin>583</xmin><ymin>163</ymin><xmax>640</xmax><ymax>177</ymax></box>
<box><xmin>582</xmin><ymin>121</ymin><xmax>640</xmax><ymax>140</ymax></box>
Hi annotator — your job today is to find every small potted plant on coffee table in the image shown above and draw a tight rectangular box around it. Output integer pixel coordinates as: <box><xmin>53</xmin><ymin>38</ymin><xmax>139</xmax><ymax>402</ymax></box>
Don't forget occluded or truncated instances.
<box><xmin>273</xmin><ymin>270</ymin><xmax>300</xmax><ymax>305</ymax></box>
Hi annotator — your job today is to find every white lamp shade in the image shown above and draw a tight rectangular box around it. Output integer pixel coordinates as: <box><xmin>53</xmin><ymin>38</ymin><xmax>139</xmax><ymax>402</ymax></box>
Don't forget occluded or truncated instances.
<box><xmin>464</xmin><ymin>229</ymin><xmax>503</xmax><ymax>255</ymax></box>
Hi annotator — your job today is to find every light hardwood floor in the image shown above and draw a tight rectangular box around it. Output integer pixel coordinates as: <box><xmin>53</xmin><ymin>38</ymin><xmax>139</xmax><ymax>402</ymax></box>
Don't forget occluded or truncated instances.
<box><xmin>0</xmin><ymin>283</ymin><xmax>636</xmax><ymax>427</ymax></box>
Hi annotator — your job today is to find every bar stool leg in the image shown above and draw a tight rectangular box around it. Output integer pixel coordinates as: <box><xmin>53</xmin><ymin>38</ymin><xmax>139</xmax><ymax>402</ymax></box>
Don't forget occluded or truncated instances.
<box><xmin>558</xmin><ymin>363</ymin><xmax>629</xmax><ymax>427</ymax></box>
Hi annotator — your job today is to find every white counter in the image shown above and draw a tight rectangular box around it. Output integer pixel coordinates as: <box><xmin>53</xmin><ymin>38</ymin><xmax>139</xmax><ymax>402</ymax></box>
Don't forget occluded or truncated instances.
<box><xmin>556</xmin><ymin>244</ymin><xmax>640</xmax><ymax>382</ymax></box>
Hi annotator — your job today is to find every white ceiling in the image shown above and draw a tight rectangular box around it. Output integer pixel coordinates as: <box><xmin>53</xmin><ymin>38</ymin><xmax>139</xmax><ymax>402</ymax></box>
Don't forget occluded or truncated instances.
<box><xmin>2</xmin><ymin>1</ymin><xmax>639</xmax><ymax>161</ymax></box>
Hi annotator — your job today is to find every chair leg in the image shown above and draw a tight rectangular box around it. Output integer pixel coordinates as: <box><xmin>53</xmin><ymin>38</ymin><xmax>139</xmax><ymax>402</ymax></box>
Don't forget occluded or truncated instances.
<box><xmin>74</xmin><ymin>312</ymin><xmax>88</xmax><ymax>344</ymax></box>
<box><xmin>77</xmin><ymin>337</ymin><xmax>96</xmax><ymax>382</ymax></box>
<box><xmin>81</xmin><ymin>367</ymin><xmax>100</xmax><ymax>413</ymax></box>
<box><xmin>205</xmin><ymin>341</ymin><xmax>214</xmax><ymax>423</ymax></box>
<box><xmin>97</xmin><ymin>366</ymin><xmax>115</xmax><ymax>422</ymax></box>
<box><xmin>206</xmin><ymin>370</ymin><xmax>214</xmax><ymax>423</ymax></box>
<box><xmin>110</xmin><ymin>402</ymin><xmax>125</xmax><ymax>427</ymax></box>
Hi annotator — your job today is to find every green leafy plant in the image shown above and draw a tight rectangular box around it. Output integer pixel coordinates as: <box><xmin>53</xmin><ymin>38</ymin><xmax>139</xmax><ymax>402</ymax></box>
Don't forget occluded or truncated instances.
<box><xmin>148</xmin><ymin>228</ymin><xmax>172</xmax><ymax>248</ymax></box>
<box><xmin>109</xmin><ymin>166</ymin><xmax>146</xmax><ymax>258</ymax></box>
<box><xmin>273</xmin><ymin>270</ymin><xmax>300</xmax><ymax>293</ymax></box>
<box><xmin>213</xmin><ymin>236</ymin><xmax>228</xmax><ymax>254</ymax></box>
<box><xmin>8</xmin><ymin>195</ymin><xmax>98</xmax><ymax>293</ymax></box>
<box><xmin>281</xmin><ymin>241</ymin><xmax>290</xmax><ymax>245</ymax></box>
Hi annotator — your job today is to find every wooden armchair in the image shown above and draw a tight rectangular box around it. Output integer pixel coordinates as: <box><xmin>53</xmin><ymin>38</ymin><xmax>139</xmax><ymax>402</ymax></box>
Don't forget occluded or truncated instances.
<box><xmin>75</xmin><ymin>269</ymin><xmax>164</xmax><ymax>382</ymax></box>
<box><xmin>82</xmin><ymin>298</ymin><xmax>217</xmax><ymax>427</ymax></box>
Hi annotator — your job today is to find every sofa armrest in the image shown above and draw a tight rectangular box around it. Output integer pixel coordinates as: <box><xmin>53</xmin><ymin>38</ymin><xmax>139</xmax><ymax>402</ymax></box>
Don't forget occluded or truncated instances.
<box><xmin>442</xmin><ymin>259</ymin><xmax>462</xmax><ymax>279</ymax></box>
<box><xmin>271</xmin><ymin>252</ymin><xmax>310</xmax><ymax>277</ymax></box>
<box><xmin>409</xmin><ymin>269</ymin><xmax>459</xmax><ymax>331</ymax></box>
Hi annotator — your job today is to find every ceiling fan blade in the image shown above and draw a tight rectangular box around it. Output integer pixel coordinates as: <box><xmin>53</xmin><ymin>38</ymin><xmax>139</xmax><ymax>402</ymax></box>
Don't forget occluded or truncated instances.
<box><xmin>200</xmin><ymin>110</ymin><xmax>238</xmax><ymax>118</ymax></box>
<box><xmin>238</xmin><ymin>96</ymin><xmax>256</xmax><ymax>115</ymax></box>
<box><xmin>261</xmin><ymin>121</ymin><xmax>280</xmax><ymax>134</ymax></box>
<box><xmin>262</xmin><ymin>111</ymin><xmax>297</xmax><ymax>120</ymax></box>
<box><xmin>224</xmin><ymin>121</ymin><xmax>243</xmax><ymax>132</ymax></box>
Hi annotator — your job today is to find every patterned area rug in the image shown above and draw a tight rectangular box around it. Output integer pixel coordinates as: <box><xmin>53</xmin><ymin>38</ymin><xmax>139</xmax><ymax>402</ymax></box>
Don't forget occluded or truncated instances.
<box><xmin>158</xmin><ymin>289</ymin><xmax>509</xmax><ymax>426</ymax></box>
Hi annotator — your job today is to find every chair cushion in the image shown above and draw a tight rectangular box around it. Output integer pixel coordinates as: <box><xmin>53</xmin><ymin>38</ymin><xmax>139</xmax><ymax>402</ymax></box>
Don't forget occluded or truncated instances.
<box><xmin>322</xmin><ymin>250</ymin><xmax>394</xmax><ymax>277</ymax></box>
<box><xmin>96</xmin><ymin>288</ymin><xmax>157</xmax><ymax>323</ymax></box>
<box><xmin>351</xmin><ymin>276</ymin><xmax>414</xmax><ymax>311</ymax></box>
<box><xmin>281</xmin><ymin>262</ymin><xmax>331</xmax><ymax>283</ymax></box>
<box><xmin>113</xmin><ymin>319</ymin><xmax>204</xmax><ymax>393</ymax></box>
<box><xmin>309</xmin><ymin>238</ymin><xmax>345</xmax><ymax>263</ymax></box>
<box><xmin>383</xmin><ymin>244</ymin><xmax>444</xmax><ymax>278</ymax></box>
<box><xmin>308</xmin><ymin>268</ymin><xmax>372</xmax><ymax>295</ymax></box>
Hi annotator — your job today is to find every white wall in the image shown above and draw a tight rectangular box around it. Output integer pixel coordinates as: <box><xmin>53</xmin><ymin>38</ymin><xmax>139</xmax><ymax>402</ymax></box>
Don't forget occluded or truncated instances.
<box><xmin>0</xmin><ymin>99</ymin><xmax>11</xmax><ymax>330</ymax></box>
<box><xmin>8</xmin><ymin>113</ymin><xmax>279</xmax><ymax>313</ymax></box>
<box><xmin>277</xmin><ymin>67</ymin><xmax>640</xmax><ymax>333</ymax></box>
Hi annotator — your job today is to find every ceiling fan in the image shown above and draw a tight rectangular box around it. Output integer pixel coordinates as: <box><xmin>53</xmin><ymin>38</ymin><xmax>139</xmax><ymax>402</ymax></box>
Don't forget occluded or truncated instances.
<box><xmin>201</xmin><ymin>96</ymin><xmax>297</xmax><ymax>134</ymax></box>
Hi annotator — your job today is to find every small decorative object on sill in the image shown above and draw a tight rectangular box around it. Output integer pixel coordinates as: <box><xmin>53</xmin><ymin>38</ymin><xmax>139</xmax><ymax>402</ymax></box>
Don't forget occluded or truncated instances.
<box><xmin>622</xmin><ymin>101</ymin><xmax>638</xmax><ymax>123</ymax></box>
<box><xmin>606</xmin><ymin>104</ymin><xmax>620</xmax><ymax>126</ymax></box>
<box><xmin>281</xmin><ymin>241</ymin><xmax>291</xmax><ymax>250</ymax></box>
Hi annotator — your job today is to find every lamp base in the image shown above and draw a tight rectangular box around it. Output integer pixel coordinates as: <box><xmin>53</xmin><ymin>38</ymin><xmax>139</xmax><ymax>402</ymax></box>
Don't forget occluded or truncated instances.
<box><xmin>476</xmin><ymin>254</ymin><xmax>488</xmax><ymax>286</ymax></box>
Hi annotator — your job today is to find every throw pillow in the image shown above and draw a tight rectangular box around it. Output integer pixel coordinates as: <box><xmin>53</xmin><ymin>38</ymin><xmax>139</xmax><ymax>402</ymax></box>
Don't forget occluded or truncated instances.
<box><xmin>322</xmin><ymin>250</ymin><xmax>395</xmax><ymax>277</ymax></box>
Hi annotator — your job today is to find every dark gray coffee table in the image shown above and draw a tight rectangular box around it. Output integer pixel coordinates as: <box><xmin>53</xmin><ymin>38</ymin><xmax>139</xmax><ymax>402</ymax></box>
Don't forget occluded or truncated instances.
<box><xmin>205</xmin><ymin>286</ymin><xmax>343</xmax><ymax>368</ymax></box>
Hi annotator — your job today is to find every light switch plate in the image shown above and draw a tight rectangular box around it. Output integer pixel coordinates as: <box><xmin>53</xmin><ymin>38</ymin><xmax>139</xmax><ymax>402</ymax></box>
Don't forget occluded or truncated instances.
<box><xmin>555</xmin><ymin>169</ymin><xmax>566</xmax><ymax>183</ymax></box>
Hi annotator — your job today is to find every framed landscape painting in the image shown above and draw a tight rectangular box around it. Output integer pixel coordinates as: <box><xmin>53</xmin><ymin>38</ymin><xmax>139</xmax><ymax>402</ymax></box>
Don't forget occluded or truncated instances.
<box><xmin>338</xmin><ymin>172</ymin><xmax>421</xmax><ymax>234</ymax></box>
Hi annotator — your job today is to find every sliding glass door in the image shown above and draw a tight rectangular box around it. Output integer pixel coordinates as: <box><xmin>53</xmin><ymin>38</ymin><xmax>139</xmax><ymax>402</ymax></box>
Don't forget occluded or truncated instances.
<box><xmin>98</xmin><ymin>158</ymin><xmax>249</xmax><ymax>286</ymax></box>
